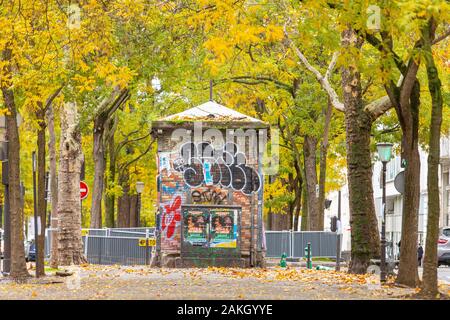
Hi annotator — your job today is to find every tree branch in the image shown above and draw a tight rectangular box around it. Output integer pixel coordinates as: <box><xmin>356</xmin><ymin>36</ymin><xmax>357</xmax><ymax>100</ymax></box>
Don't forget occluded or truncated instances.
<box><xmin>217</xmin><ymin>76</ymin><xmax>293</xmax><ymax>93</ymax></box>
<box><xmin>432</xmin><ymin>26</ymin><xmax>450</xmax><ymax>44</ymax></box>
<box><xmin>118</xmin><ymin>136</ymin><xmax>155</xmax><ymax>175</ymax></box>
<box><xmin>45</xmin><ymin>85</ymin><xmax>64</xmax><ymax>110</ymax></box>
<box><xmin>284</xmin><ymin>20</ymin><xmax>344</xmax><ymax>112</ymax></box>
<box><xmin>364</xmin><ymin>95</ymin><xmax>393</xmax><ymax>120</ymax></box>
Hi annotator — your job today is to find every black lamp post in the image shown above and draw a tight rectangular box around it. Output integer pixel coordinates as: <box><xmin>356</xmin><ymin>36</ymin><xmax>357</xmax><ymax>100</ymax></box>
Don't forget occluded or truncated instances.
<box><xmin>376</xmin><ymin>142</ymin><xmax>393</xmax><ymax>283</ymax></box>
<box><xmin>136</xmin><ymin>181</ymin><xmax>144</xmax><ymax>227</ymax></box>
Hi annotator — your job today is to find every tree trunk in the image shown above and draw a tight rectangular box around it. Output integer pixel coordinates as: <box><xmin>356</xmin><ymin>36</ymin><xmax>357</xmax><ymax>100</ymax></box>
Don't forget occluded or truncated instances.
<box><xmin>303</xmin><ymin>135</ymin><xmax>319</xmax><ymax>230</ymax></box>
<box><xmin>317</xmin><ymin>100</ymin><xmax>333</xmax><ymax>231</ymax></box>
<box><xmin>293</xmin><ymin>158</ymin><xmax>303</xmax><ymax>231</ymax></box>
<box><xmin>371</xmin><ymin>45</ymin><xmax>422</xmax><ymax>286</ymax></box>
<box><xmin>341</xmin><ymin>28</ymin><xmax>380</xmax><ymax>273</ymax></box>
<box><xmin>1</xmin><ymin>47</ymin><xmax>29</xmax><ymax>280</ymax></box>
<box><xmin>117</xmin><ymin>168</ymin><xmax>131</xmax><ymax>227</ymax></box>
<box><xmin>395</xmin><ymin>78</ymin><xmax>421</xmax><ymax>287</ymax></box>
<box><xmin>90</xmin><ymin>89</ymin><xmax>128</xmax><ymax>228</ymax></box>
<box><xmin>47</xmin><ymin>105</ymin><xmax>59</xmax><ymax>268</ymax></box>
<box><xmin>301</xmin><ymin>182</ymin><xmax>308</xmax><ymax>231</ymax></box>
<box><xmin>129</xmin><ymin>194</ymin><xmax>138</xmax><ymax>227</ymax></box>
<box><xmin>421</xmin><ymin>20</ymin><xmax>442</xmax><ymax>297</ymax></box>
<box><xmin>90</xmin><ymin>120</ymin><xmax>105</xmax><ymax>228</ymax></box>
<box><xmin>36</xmin><ymin>110</ymin><xmax>46</xmax><ymax>277</ymax></box>
<box><xmin>105</xmin><ymin>116</ymin><xmax>117</xmax><ymax>228</ymax></box>
<box><xmin>56</xmin><ymin>102</ymin><xmax>86</xmax><ymax>265</ymax></box>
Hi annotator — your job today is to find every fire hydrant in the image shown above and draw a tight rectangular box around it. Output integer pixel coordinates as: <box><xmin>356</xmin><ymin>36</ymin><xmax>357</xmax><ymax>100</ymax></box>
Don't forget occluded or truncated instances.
<box><xmin>279</xmin><ymin>252</ymin><xmax>287</xmax><ymax>268</ymax></box>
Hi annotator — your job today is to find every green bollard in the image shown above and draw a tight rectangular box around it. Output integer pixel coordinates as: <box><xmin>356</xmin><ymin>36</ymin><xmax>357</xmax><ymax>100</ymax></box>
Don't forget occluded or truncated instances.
<box><xmin>279</xmin><ymin>252</ymin><xmax>287</xmax><ymax>268</ymax></box>
<box><xmin>304</xmin><ymin>243</ymin><xmax>312</xmax><ymax>269</ymax></box>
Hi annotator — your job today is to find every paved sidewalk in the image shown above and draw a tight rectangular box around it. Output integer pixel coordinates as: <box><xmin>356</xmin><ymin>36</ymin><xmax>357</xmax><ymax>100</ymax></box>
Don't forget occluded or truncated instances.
<box><xmin>1</xmin><ymin>265</ymin><xmax>447</xmax><ymax>300</ymax></box>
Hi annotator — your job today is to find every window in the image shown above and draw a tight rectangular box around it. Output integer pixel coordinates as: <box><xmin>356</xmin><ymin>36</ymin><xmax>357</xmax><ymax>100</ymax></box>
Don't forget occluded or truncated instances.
<box><xmin>443</xmin><ymin>228</ymin><xmax>450</xmax><ymax>237</ymax></box>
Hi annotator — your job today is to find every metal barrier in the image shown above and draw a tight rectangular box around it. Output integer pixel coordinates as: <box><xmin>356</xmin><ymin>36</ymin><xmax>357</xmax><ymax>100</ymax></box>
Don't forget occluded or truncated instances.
<box><xmin>43</xmin><ymin>228</ymin><xmax>338</xmax><ymax>265</ymax></box>
<box><xmin>265</xmin><ymin>231</ymin><xmax>338</xmax><ymax>258</ymax></box>
<box><xmin>83</xmin><ymin>236</ymin><xmax>151</xmax><ymax>265</ymax></box>
<box><xmin>44</xmin><ymin>227</ymin><xmax>155</xmax><ymax>265</ymax></box>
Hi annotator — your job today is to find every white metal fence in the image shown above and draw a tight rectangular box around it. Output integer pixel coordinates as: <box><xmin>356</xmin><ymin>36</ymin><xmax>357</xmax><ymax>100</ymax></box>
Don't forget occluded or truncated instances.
<box><xmin>265</xmin><ymin>231</ymin><xmax>339</xmax><ymax>258</ymax></box>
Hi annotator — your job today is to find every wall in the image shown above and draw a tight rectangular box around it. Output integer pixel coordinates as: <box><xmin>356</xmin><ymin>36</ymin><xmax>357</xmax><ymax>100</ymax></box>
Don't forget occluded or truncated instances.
<box><xmin>155</xmin><ymin>127</ymin><xmax>263</xmax><ymax>262</ymax></box>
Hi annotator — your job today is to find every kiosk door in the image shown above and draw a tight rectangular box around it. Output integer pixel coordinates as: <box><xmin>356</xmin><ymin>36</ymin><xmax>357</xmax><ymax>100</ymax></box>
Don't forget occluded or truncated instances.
<box><xmin>181</xmin><ymin>205</ymin><xmax>241</xmax><ymax>261</ymax></box>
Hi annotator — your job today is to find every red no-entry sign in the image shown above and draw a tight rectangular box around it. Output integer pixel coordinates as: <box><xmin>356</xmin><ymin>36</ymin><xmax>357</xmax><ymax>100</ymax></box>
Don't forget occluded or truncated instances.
<box><xmin>80</xmin><ymin>181</ymin><xmax>89</xmax><ymax>200</ymax></box>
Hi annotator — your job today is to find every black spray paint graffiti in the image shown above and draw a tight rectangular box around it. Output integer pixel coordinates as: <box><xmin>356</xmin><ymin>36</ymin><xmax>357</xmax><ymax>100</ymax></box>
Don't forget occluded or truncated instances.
<box><xmin>191</xmin><ymin>189</ymin><xmax>227</xmax><ymax>205</ymax></box>
<box><xmin>173</xmin><ymin>141</ymin><xmax>261</xmax><ymax>195</ymax></box>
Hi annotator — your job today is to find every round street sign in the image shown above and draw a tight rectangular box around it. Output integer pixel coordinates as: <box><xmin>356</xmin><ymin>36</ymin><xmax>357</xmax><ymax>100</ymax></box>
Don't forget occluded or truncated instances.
<box><xmin>80</xmin><ymin>181</ymin><xmax>89</xmax><ymax>200</ymax></box>
<box><xmin>394</xmin><ymin>171</ymin><xmax>405</xmax><ymax>194</ymax></box>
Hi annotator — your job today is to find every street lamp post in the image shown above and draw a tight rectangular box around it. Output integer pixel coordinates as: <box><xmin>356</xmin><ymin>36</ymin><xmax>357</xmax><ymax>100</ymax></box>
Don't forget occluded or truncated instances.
<box><xmin>136</xmin><ymin>181</ymin><xmax>144</xmax><ymax>227</ymax></box>
<box><xmin>376</xmin><ymin>142</ymin><xmax>393</xmax><ymax>283</ymax></box>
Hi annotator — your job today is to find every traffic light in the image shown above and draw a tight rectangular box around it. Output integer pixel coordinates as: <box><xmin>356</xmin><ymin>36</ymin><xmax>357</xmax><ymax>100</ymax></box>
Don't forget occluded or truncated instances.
<box><xmin>330</xmin><ymin>216</ymin><xmax>338</xmax><ymax>232</ymax></box>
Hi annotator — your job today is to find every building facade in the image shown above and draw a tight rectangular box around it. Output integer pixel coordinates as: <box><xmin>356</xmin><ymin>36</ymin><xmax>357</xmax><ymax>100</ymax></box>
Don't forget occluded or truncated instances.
<box><xmin>326</xmin><ymin>135</ymin><xmax>450</xmax><ymax>255</ymax></box>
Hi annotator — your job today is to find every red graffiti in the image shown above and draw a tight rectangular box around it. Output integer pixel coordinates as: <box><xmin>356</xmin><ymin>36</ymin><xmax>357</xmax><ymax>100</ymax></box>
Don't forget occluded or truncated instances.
<box><xmin>162</xmin><ymin>196</ymin><xmax>181</xmax><ymax>239</ymax></box>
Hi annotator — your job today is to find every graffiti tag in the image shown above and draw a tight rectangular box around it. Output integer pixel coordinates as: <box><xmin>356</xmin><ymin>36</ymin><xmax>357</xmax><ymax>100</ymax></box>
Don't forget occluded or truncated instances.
<box><xmin>162</xmin><ymin>196</ymin><xmax>182</xmax><ymax>239</ymax></box>
<box><xmin>191</xmin><ymin>189</ymin><xmax>227</xmax><ymax>205</ymax></box>
<box><xmin>173</xmin><ymin>142</ymin><xmax>261</xmax><ymax>195</ymax></box>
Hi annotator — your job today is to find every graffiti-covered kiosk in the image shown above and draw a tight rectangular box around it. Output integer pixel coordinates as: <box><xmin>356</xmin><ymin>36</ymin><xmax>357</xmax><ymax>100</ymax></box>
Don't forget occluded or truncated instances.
<box><xmin>151</xmin><ymin>101</ymin><xmax>268</xmax><ymax>267</ymax></box>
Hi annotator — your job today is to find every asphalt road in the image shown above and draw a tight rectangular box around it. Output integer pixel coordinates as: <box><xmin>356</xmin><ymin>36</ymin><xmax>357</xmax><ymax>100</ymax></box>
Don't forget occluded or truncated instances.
<box><xmin>421</xmin><ymin>266</ymin><xmax>450</xmax><ymax>283</ymax></box>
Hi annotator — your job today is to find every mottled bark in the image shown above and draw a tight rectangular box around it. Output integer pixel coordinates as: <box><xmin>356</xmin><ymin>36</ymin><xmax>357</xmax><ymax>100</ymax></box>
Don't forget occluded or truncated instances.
<box><xmin>1</xmin><ymin>47</ymin><xmax>29</xmax><ymax>280</ymax></box>
<box><xmin>56</xmin><ymin>102</ymin><xmax>86</xmax><ymax>265</ymax></box>
<box><xmin>421</xmin><ymin>19</ymin><xmax>442</xmax><ymax>297</ymax></box>
<box><xmin>341</xmin><ymin>29</ymin><xmax>380</xmax><ymax>273</ymax></box>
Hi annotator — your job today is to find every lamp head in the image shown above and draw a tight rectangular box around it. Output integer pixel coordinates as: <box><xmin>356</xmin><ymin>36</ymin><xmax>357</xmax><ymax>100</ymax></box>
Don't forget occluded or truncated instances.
<box><xmin>376</xmin><ymin>142</ymin><xmax>393</xmax><ymax>163</ymax></box>
<box><xmin>136</xmin><ymin>181</ymin><xmax>145</xmax><ymax>194</ymax></box>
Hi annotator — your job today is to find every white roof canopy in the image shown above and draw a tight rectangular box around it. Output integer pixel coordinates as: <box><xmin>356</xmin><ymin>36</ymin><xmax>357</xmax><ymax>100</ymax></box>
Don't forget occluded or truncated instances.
<box><xmin>161</xmin><ymin>100</ymin><xmax>264</xmax><ymax>123</ymax></box>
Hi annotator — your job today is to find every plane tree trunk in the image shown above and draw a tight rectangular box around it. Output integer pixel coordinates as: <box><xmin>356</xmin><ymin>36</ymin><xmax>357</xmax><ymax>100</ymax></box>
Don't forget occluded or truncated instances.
<box><xmin>56</xmin><ymin>102</ymin><xmax>86</xmax><ymax>265</ymax></box>
<box><xmin>340</xmin><ymin>29</ymin><xmax>380</xmax><ymax>273</ymax></box>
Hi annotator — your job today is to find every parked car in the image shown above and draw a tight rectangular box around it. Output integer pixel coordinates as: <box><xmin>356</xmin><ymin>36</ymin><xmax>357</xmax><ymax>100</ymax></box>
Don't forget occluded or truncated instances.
<box><xmin>438</xmin><ymin>227</ymin><xmax>450</xmax><ymax>266</ymax></box>
<box><xmin>25</xmin><ymin>240</ymin><xmax>36</xmax><ymax>262</ymax></box>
